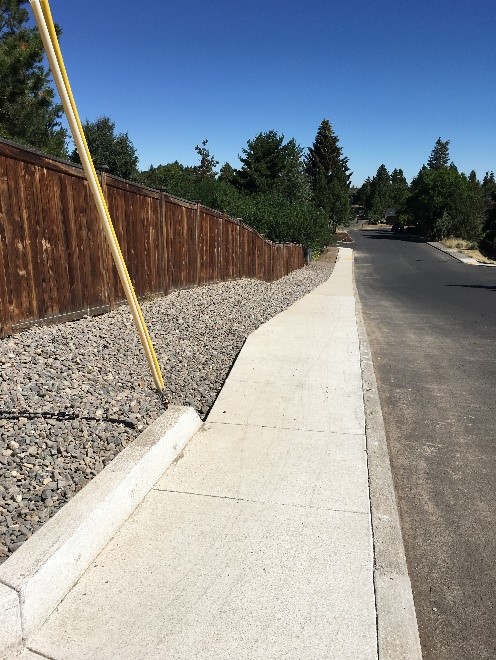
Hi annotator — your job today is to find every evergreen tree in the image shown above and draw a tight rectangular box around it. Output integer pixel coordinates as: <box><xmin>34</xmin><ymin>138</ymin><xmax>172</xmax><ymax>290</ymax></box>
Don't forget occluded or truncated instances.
<box><xmin>278</xmin><ymin>137</ymin><xmax>311</xmax><ymax>203</ymax></box>
<box><xmin>356</xmin><ymin>177</ymin><xmax>373</xmax><ymax>210</ymax></box>
<box><xmin>70</xmin><ymin>116</ymin><xmax>138</xmax><ymax>180</ymax></box>
<box><xmin>139</xmin><ymin>161</ymin><xmax>196</xmax><ymax>196</ymax></box>
<box><xmin>234</xmin><ymin>130</ymin><xmax>288</xmax><ymax>194</ymax></box>
<box><xmin>468</xmin><ymin>170</ymin><xmax>479</xmax><ymax>188</ymax></box>
<box><xmin>218</xmin><ymin>162</ymin><xmax>235</xmax><ymax>184</ymax></box>
<box><xmin>368</xmin><ymin>164</ymin><xmax>392</xmax><ymax>220</ymax></box>
<box><xmin>305</xmin><ymin>119</ymin><xmax>352</xmax><ymax>230</ymax></box>
<box><xmin>409</xmin><ymin>166</ymin><xmax>484</xmax><ymax>240</ymax></box>
<box><xmin>0</xmin><ymin>0</ymin><xmax>67</xmax><ymax>156</ymax></box>
<box><xmin>305</xmin><ymin>119</ymin><xmax>351</xmax><ymax>183</ymax></box>
<box><xmin>427</xmin><ymin>138</ymin><xmax>450</xmax><ymax>170</ymax></box>
<box><xmin>481</xmin><ymin>172</ymin><xmax>496</xmax><ymax>231</ymax></box>
<box><xmin>390</xmin><ymin>168</ymin><xmax>410</xmax><ymax>211</ymax></box>
<box><xmin>194</xmin><ymin>139</ymin><xmax>218</xmax><ymax>179</ymax></box>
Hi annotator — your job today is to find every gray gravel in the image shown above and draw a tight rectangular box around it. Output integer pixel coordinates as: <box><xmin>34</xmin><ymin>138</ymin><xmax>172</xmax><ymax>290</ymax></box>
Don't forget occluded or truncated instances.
<box><xmin>0</xmin><ymin>262</ymin><xmax>334</xmax><ymax>562</ymax></box>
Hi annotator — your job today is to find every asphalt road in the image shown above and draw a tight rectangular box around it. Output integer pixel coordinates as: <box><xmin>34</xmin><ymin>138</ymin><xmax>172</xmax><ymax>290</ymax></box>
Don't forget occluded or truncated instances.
<box><xmin>350</xmin><ymin>228</ymin><xmax>496</xmax><ymax>660</ymax></box>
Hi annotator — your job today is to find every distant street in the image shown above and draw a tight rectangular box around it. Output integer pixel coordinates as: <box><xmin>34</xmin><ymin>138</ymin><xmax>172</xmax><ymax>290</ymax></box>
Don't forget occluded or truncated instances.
<box><xmin>351</xmin><ymin>228</ymin><xmax>496</xmax><ymax>660</ymax></box>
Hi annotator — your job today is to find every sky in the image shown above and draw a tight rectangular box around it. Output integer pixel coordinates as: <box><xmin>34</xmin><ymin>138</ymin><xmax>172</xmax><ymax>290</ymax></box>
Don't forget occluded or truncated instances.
<box><xmin>39</xmin><ymin>0</ymin><xmax>495</xmax><ymax>186</ymax></box>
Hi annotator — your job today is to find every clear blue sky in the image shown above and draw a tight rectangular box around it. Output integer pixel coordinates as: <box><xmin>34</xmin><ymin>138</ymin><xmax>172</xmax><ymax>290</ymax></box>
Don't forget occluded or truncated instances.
<box><xmin>43</xmin><ymin>0</ymin><xmax>495</xmax><ymax>186</ymax></box>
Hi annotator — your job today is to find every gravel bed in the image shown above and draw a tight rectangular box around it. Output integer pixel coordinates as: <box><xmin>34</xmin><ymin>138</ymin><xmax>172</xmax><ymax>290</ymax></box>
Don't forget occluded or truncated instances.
<box><xmin>0</xmin><ymin>262</ymin><xmax>334</xmax><ymax>562</ymax></box>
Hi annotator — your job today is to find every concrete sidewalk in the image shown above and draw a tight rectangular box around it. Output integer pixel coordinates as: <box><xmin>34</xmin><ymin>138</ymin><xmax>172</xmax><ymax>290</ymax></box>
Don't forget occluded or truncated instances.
<box><xmin>20</xmin><ymin>248</ymin><xmax>421</xmax><ymax>660</ymax></box>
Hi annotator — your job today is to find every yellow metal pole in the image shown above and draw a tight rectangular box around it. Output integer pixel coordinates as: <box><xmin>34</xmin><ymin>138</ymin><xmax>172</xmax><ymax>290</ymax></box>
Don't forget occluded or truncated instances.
<box><xmin>36</xmin><ymin>0</ymin><xmax>163</xmax><ymax>390</ymax></box>
<box><xmin>38</xmin><ymin>0</ymin><xmax>161</xmax><ymax>384</ymax></box>
<box><xmin>29</xmin><ymin>0</ymin><xmax>164</xmax><ymax>392</ymax></box>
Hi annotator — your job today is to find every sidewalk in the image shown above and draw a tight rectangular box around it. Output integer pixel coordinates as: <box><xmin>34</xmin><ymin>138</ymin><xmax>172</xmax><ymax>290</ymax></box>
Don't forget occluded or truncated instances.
<box><xmin>18</xmin><ymin>248</ymin><xmax>420</xmax><ymax>659</ymax></box>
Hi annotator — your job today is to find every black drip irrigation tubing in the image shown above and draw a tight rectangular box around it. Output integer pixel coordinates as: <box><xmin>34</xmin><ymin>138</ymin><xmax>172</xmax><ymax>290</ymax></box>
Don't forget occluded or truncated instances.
<box><xmin>0</xmin><ymin>410</ymin><xmax>137</xmax><ymax>429</ymax></box>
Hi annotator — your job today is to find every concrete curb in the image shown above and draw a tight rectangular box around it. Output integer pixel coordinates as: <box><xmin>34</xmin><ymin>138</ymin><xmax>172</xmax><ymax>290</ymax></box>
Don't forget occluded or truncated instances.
<box><xmin>354</xmin><ymin>281</ymin><xmax>423</xmax><ymax>659</ymax></box>
<box><xmin>0</xmin><ymin>405</ymin><xmax>202</xmax><ymax>658</ymax></box>
<box><xmin>427</xmin><ymin>241</ymin><xmax>496</xmax><ymax>266</ymax></box>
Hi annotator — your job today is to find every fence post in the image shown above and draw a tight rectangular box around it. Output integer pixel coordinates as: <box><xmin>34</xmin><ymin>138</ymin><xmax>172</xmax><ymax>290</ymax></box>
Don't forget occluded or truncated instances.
<box><xmin>237</xmin><ymin>218</ymin><xmax>242</xmax><ymax>279</ymax></box>
<box><xmin>160</xmin><ymin>191</ymin><xmax>168</xmax><ymax>294</ymax></box>
<box><xmin>99</xmin><ymin>168</ymin><xmax>113</xmax><ymax>311</ymax></box>
<box><xmin>196</xmin><ymin>201</ymin><xmax>201</xmax><ymax>286</ymax></box>
<box><xmin>0</xmin><ymin>246</ymin><xmax>12</xmax><ymax>337</ymax></box>
<box><xmin>219</xmin><ymin>212</ymin><xmax>223</xmax><ymax>281</ymax></box>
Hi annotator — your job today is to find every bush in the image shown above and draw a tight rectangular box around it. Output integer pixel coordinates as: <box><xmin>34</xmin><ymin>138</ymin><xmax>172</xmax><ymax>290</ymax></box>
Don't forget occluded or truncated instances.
<box><xmin>480</xmin><ymin>230</ymin><xmax>496</xmax><ymax>260</ymax></box>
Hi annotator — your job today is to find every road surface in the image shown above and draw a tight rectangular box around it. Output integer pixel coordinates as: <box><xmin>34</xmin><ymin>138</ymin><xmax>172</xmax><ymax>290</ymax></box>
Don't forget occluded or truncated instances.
<box><xmin>351</xmin><ymin>228</ymin><xmax>496</xmax><ymax>660</ymax></box>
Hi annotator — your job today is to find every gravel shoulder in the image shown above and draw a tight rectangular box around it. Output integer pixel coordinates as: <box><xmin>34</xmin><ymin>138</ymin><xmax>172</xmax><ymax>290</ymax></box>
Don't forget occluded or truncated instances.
<box><xmin>0</xmin><ymin>262</ymin><xmax>335</xmax><ymax>562</ymax></box>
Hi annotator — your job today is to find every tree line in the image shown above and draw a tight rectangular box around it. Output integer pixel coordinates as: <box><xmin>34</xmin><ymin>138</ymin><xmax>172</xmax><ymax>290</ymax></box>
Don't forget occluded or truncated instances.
<box><xmin>1</xmin><ymin>1</ymin><xmax>494</xmax><ymax>255</ymax></box>
<box><xmin>355</xmin><ymin>138</ymin><xmax>496</xmax><ymax>251</ymax></box>
<box><xmin>67</xmin><ymin>117</ymin><xmax>353</xmax><ymax>251</ymax></box>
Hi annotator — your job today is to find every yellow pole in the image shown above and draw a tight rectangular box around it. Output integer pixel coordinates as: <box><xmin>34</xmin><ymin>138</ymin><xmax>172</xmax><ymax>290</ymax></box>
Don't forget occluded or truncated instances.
<box><xmin>29</xmin><ymin>0</ymin><xmax>164</xmax><ymax>392</ymax></box>
<box><xmin>38</xmin><ymin>0</ymin><xmax>160</xmax><ymax>382</ymax></box>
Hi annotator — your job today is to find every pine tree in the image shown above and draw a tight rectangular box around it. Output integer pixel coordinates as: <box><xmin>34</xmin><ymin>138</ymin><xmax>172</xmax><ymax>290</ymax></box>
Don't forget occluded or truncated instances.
<box><xmin>194</xmin><ymin>139</ymin><xmax>218</xmax><ymax>178</ymax></box>
<box><xmin>409</xmin><ymin>165</ymin><xmax>484</xmax><ymax>240</ymax></box>
<box><xmin>278</xmin><ymin>137</ymin><xmax>311</xmax><ymax>203</ymax></box>
<box><xmin>427</xmin><ymin>138</ymin><xmax>450</xmax><ymax>170</ymax></box>
<box><xmin>468</xmin><ymin>170</ymin><xmax>479</xmax><ymax>188</ymax></box>
<box><xmin>390</xmin><ymin>168</ymin><xmax>410</xmax><ymax>211</ymax></box>
<box><xmin>234</xmin><ymin>130</ymin><xmax>288</xmax><ymax>194</ymax></box>
<box><xmin>356</xmin><ymin>177</ymin><xmax>373</xmax><ymax>210</ymax></box>
<box><xmin>0</xmin><ymin>0</ymin><xmax>67</xmax><ymax>156</ymax></box>
<box><xmin>481</xmin><ymin>172</ymin><xmax>496</xmax><ymax>231</ymax></box>
<box><xmin>70</xmin><ymin>116</ymin><xmax>138</xmax><ymax>180</ymax></box>
<box><xmin>218</xmin><ymin>162</ymin><xmax>235</xmax><ymax>184</ymax></box>
<box><xmin>305</xmin><ymin>119</ymin><xmax>352</xmax><ymax>230</ymax></box>
<box><xmin>369</xmin><ymin>164</ymin><xmax>392</xmax><ymax>220</ymax></box>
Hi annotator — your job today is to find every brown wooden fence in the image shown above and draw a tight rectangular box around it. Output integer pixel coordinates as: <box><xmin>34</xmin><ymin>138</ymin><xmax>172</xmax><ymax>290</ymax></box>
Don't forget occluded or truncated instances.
<box><xmin>0</xmin><ymin>139</ymin><xmax>304</xmax><ymax>337</ymax></box>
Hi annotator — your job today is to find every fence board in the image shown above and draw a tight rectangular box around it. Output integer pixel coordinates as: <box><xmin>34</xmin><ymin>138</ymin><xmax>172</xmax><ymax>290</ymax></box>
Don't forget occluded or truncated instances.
<box><xmin>0</xmin><ymin>156</ymin><xmax>13</xmax><ymax>334</ymax></box>
<box><xmin>166</xmin><ymin>198</ymin><xmax>197</xmax><ymax>289</ymax></box>
<box><xmin>222</xmin><ymin>217</ymin><xmax>238</xmax><ymax>280</ymax></box>
<box><xmin>198</xmin><ymin>208</ymin><xmax>221</xmax><ymax>285</ymax></box>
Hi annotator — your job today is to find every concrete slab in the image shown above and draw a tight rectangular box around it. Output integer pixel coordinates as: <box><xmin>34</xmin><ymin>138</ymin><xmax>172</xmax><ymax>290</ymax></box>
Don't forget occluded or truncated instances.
<box><xmin>253</xmin><ymin>297</ymin><xmax>356</xmax><ymax>332</ymax></box>
<box><xmin>208</xmin><ymin>376</ymin><xmax>365</xmax><ymax>434</ymax></box>
<box><xmin>29</xmin><ymin>491</ymin><xmax>377</xmax><ymax>660</ymax></box>
<box><xmin>272</xmin><ymin>294</ymin><xmax>356</xmax><ymax>315</ymax></box>
<box><xmin>0</xmin><ymin>406</ymin><xmax>201</xmax><ymax>645</ymax></box>
<box><xmin>224</xmin><ymin>351</ymin><xmax>362</xmax><ymax>385</ymax></box>
<box><xmin>156</xmin><ymin>423</ymin><xmax>369</xmax><ymax>513</ymax></box>
<box><xmin>238</xmin><ymin>331</ymin><xmax>360</xmax><ymax>363</ymax></box>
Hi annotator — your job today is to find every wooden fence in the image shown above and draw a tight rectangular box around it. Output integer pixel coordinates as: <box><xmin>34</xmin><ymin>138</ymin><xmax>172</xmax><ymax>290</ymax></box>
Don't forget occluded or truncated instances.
<box><xmin>0</xmin><ymin>139</ymin><xmax>304</xmax><ymax>336</ymax></box>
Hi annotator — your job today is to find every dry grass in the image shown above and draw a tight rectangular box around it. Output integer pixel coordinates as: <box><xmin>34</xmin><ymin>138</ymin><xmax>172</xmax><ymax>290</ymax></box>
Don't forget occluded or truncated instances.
<box><xmin>441</xmin><ymin>238</ymin><xmax>496</xmax><ymax>264</ymax></box>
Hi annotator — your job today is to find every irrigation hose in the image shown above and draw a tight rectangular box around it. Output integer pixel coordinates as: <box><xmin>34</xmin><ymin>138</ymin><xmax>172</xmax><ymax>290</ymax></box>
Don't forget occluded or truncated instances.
<box><xmin>29</xmin><ymin>0</ymin><xmax>164</xmax><ymax>392</ymax></box>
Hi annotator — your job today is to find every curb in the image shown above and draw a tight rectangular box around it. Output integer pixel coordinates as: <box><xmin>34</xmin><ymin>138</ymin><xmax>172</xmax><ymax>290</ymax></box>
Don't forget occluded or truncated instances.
<box><xmin>354</xmin><ymin>282</ymin><xmax>423</xmax><ymax>659</ymax></box>
<box><xmin>427</xmin><ymin>241</ymin><xmax>496</xmax><ymax>266</ymax></box>
<box><xmin>0</xmin><ymin>405</ymin><xmax>202</xmax><ymax>658</ymax></box>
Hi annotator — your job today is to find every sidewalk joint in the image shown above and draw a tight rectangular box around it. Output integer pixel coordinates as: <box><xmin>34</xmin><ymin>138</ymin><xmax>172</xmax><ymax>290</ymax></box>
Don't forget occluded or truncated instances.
<box><xmin>152</xmin><ymin>487</ymin><xmax>370</xmax><ymax>516</ymax></box>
